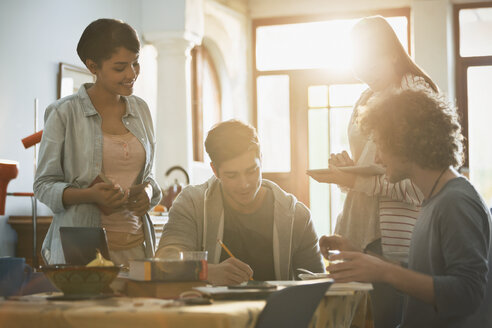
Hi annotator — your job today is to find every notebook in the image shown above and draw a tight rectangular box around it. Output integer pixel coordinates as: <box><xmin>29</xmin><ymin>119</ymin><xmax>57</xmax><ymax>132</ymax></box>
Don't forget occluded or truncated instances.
<box><xmin>59</xmin><ymin>227</ymin><xmax>111</xmax><ymax>265</ymax></box>
<box><xmin>193</xmin><ymin>285</ymin><xmax>277</xmax><ymax>300</ymax></box>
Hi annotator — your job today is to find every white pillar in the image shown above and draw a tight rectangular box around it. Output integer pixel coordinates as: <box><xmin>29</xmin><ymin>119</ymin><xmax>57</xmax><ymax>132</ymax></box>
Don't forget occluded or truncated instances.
<box><xmin>142</xmin><ymin>0</ymin><xmax>203</xmax><ymax>187</ymax></box>
<box><xmin>146</xmin><ymin>32</ymin><xmax>201</xmax><ymax>187</ymax></box>
<box><xmin>412</xmin><ymin>0</ymin><xmax>455</xmax><ymax>99</ymax></box>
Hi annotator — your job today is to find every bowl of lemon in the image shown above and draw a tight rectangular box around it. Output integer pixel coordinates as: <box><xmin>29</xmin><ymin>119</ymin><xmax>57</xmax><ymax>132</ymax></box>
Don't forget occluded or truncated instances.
<box><xmin>41</xmin><ymin>251</ymin><xmax>121</xmax><ymax>296</ymax></box>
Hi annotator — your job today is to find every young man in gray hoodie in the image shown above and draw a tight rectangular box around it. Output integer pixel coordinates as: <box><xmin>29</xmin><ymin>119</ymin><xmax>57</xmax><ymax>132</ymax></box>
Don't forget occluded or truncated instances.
<box><xmin>156</xmin><ymin>120</ymin><xmax>324</xmax><ymax>285</ymax></box>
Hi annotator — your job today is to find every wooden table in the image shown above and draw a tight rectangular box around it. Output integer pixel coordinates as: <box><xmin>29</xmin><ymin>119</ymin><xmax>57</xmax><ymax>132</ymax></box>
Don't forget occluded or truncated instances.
<box><xmin>0</xmin><ymin>291</ymin><xmax>371</xmax><ymax>328</ymax></box>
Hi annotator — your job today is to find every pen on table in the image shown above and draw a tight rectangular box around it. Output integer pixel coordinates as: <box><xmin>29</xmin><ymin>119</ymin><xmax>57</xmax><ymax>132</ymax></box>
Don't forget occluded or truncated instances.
<box><xmin>217</xmin><ymin>239</ymin><xmax>253</xmax><ymax>280</ymax></box>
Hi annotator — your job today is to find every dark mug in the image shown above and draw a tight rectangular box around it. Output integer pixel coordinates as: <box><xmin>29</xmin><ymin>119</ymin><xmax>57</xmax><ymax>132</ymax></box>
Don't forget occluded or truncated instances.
<box><xmin>0</xmin><ymin>257</ymin><xmax>33</xmax><ymax>297</ymax></box>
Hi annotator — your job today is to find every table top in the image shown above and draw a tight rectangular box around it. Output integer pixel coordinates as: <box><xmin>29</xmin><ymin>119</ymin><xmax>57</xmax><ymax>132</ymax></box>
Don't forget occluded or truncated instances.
<box><xmin>0</xmin><ymin>291</ymin><xmax>371</xmax><ymax>328</ymax></box>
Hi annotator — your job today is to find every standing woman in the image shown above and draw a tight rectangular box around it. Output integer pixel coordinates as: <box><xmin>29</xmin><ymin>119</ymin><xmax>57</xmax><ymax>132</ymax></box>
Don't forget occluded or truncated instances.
<box><xmin>34</xmin><ymin>19</ymin><xmax>161</xmax><ymax>266</ymax></box>
<box><xmin>308</xmin><ymin>16</ymin><xmax>438</xmax><ymax>328</ymax></box>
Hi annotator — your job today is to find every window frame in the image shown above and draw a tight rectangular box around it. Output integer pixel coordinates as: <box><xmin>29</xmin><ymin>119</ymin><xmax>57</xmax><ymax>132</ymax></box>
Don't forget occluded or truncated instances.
<box><xmin>454</xmin><ymin>2</ymin><xmax>492</xmax><ymax>169</ymax></box>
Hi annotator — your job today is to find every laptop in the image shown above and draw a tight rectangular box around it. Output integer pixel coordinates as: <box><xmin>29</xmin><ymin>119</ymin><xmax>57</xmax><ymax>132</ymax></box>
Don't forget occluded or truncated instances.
<box><xmin>59</xmin><ymin>227</ymin><xmax>111</xmax><ymax>265</ymax></box>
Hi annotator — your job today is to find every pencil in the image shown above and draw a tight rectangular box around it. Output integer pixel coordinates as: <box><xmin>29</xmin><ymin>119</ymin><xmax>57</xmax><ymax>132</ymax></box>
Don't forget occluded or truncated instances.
<box><xmin>217</xmin><ymin>239</ymin><xmax>253</xmax><ymax>280</ymax></box>
<box><xmin>217</xmin><ymin>239</ymin><xmax>235</xmax><ymax>258</ymax></box>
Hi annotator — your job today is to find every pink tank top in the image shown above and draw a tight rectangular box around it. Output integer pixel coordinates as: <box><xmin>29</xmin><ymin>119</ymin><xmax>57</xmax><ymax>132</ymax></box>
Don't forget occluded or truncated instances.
<box><xmin>101</xmin><ymin>131</ymin><xmax>145</xmax><ymax>250</ymax></box>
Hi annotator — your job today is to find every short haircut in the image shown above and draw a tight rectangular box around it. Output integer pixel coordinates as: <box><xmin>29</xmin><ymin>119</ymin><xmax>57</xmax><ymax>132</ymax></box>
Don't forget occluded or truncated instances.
<box><xmin>359</xmin><ymin>89</ymin><xmax>464</xmax><ymax>170</ymax></box>
<box><xmin>77</xmin><ymin>18</ymin><xmax>140</xmax><ymax>66</ymax></box>
<box><xmin>205</xmin><ymin>120</ymin><xmax>261</xmax><ymax>169</ymax></box>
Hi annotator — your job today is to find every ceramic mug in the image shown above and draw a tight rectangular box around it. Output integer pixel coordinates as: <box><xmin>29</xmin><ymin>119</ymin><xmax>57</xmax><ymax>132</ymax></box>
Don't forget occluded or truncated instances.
<box><xmin>0</xmin><ymin>257</ymin><xmax>32</xmax><ymax>297</ymax></box>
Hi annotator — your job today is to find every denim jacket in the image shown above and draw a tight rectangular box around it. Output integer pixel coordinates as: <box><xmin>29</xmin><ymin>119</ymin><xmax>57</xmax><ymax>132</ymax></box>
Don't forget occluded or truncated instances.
<box><xmin>34</xmin><ymin>84</ymin><xmax>161</xmax><ymax>264</ymax></box>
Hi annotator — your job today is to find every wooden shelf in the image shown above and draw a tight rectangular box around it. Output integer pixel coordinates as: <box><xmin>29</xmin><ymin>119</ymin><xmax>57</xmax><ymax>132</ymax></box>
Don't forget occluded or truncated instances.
<box><xmin>8</xmin><ymin>216</ymin><xmax>52</xmax><ymax>267</ymax></box>
<box><xmin>8</xmin><ymin>214</ymin><xmax>169</xmax><ymax>266</ymax></box>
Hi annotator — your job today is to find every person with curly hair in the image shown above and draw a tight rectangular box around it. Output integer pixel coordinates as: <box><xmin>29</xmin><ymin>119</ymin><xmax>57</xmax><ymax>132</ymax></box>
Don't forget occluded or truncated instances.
<box><xmin>325</xmin><ymin>89</ymin><xmax>492</xmax><ymax>327</ymax></box>
<box><xmin>309</xmin><ymin>16</ymin><xmax>438</xmax><ymax>327</ymax></box>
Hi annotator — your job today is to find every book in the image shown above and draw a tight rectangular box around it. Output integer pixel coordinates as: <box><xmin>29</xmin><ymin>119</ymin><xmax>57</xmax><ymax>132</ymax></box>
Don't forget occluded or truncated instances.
<box><xmin>129</xmin><ymin>258</ymin><xmax>208</xmax><ymax>282</ymax></box>
<box><xmin>125</xmin><ymin>279</ymin><xmax>207</xmax><ymax>299</ymax></box>
<box><xmin>265</xmin><ymin>280</ymin><xmax>372</xmax><ymax>296</ymax></box>
<box><xmin>193</xmin><ymin>285</ymin><xmax>277</xmax><ymax>300</ymax></box>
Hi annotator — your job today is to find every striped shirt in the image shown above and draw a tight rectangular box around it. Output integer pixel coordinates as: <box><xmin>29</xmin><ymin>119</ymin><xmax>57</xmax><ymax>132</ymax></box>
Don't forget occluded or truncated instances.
<box><xmin>354</xmin><ymin>174</ymin><xmax>423</xmax><ymax>263</ymax></box>
<box><xmin>347</xmin><ymin>74</ymin><xmax>431</xmax><ymax>263</ymax></box>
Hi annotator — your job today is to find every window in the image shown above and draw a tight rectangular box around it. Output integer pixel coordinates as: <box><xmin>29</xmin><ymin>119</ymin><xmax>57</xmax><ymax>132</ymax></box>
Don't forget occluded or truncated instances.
<box><xmin>455</xmin><ymin>3</ymin><xmax>492</xmax><ymax>205</ymax></box>
<box><xmin>257</xmin><ymin>75</ymin><xmax>291</xmax><ymax>172</ymax></box>
<box><xmin>191</xmin><ymin>46</ymin><xmax>222</xmax><ymax>162</ymax></box>
<box><xmin>308</xmin><ymin>84</ymin><xmax>366</xmax><ymax>233</ymax></box>
<box><xmin>253</xmin><ymin>9</ymin><xmax>410</xmax><ymax>234</ymax></box>
<box><xmin>256</xmin><ymin>17</ymin><xmax>408</xmax><ymax>72</ymax></box>
<box><xmin>459</xmin><ymin>7</ymin><xmax>492</xmax><ymax>57</ymax></box>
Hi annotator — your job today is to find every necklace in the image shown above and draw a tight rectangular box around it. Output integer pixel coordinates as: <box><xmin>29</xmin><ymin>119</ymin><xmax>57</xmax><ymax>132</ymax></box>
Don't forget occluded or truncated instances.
<box><xmin>427</xmin><ymin>167</ymin><xmax>448</xmax><ymax>200</ymax></box>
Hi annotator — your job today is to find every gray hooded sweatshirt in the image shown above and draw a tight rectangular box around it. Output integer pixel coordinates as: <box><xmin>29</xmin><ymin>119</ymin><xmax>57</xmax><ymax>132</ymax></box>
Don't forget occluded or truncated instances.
<box><xmin>157</xmin><ymin>176</ymin><xmax>324</xmax><ymax>280</ymax></box>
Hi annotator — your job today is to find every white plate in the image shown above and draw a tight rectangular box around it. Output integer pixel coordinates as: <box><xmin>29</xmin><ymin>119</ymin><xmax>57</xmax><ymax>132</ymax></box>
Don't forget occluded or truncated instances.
<box><xmin>298</xmin><ymin>273</ymin><xmax>330</xmax><ymax>280</ymax></box>
<box><xmin>307</xmin><ymin>165</ymin><xmax>385</xmax><ymax>176</ymax></box>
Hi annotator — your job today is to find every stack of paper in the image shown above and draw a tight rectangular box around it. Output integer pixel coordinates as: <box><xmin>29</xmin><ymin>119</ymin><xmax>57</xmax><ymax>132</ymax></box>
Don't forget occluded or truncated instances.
<box><xmin>266</xmin><ymin>280</ymin><xmax>372</xmax><ymax>296</ymax></box>
<box><xmin>327</xmin><ymin>282</ymin><xmax>373</xmax><ymax>295</ymax></box>
<box><xmin>193</xmin><ymin>286</ymin><xmax>276</xmax><ymax>300</ymax></box>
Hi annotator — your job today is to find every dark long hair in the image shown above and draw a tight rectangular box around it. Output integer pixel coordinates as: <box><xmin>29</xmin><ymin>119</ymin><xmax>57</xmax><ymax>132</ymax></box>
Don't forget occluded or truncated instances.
<box><xmin>351</xmin><ymin>16</ymin><xmax>438</xmax><ymax>92</ymax></box>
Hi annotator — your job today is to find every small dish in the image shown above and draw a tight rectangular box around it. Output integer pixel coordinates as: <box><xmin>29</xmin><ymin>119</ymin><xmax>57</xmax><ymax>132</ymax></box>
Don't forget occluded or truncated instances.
<box><xmin>40</xmin><ymin>265</ymin><xmax>121</xmax><ymax>296</ymax></box>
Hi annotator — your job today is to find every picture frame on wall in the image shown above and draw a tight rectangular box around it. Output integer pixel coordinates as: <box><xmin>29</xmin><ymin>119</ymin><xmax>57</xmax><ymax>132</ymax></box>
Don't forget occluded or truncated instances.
<box><xmin>57</xmin><ymin>63</ymin><xmax>95</xmax><ymax>99</ymax></box>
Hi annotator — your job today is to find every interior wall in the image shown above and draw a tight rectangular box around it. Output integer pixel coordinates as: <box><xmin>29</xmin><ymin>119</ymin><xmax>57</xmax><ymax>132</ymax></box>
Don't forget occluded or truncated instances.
<box><xmin>204</xmin><ymin>0</ymin><xmax>252</xmax><ymax>123</ymax></box>
<box><xmin>191</xmin><ymin>0</ymin><xmax>253</xmax><ymax>185</ymax></box>
<box><xmin>0</xmin><ymin>0</ymin><xmax>143</xmax><ymax>256</ymax></box>
<box><xmin>413</xmin><ymin>0</ymin><xmax>453</xmax><ymax>97</ymax></box>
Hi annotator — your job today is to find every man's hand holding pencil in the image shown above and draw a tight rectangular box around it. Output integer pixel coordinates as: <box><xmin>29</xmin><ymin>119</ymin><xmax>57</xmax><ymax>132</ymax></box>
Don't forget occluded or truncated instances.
<box><xmin>205</xmin><ymin>239</ymin><xmax>254</xmax><ymax>286</ymax></box>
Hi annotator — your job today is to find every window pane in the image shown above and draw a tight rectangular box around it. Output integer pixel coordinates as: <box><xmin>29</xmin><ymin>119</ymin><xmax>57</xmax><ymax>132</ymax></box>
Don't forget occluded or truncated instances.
<box><xmin>256</xmin><ymin>16</ymin><xmax>407</xmax><ymax>71</ymax></box>
<box><xmin>202</xmin><ymin>59</ymin><xmax>221</xmax><ymax>133</ymax></box>
<box><xmin>328</xmin><ymin>108</ymin><xmax>352</xmax><ymax>233</ymax></box>
<box><xmin>308</xmin><ymin>85</ymin><xmax>329</xmax><ymax>108</ymax></box>
<box><xmin>467</xmin><ymin>66</ymin><xmax>492</xmax><ymax>205</ymax></box>
<box><xmin>329</xmin><ymin>107</ymin><xmax>353</xmax><ymax>155</ymax></box>
<box><xmin>308</xmin><ymin>108</ymin><xmax>329</xmax><ymax>170</ymax></box>
<box><xmin>308</xmin><ymin>107</ymin><xmax>352</xmax><ymax>235</ymax></box>
<box><xmin>309</xmin><ymin>108</ymin><xmax>330</xmax><ymax>235</ymax></box>
<box><xmin>308</xmin><ymin>83</ymin><xmax>362</xmax><ymax>234</ymax></box>
<box><xmin>460</xmin><ymin>8</ymin><xmax>492</xmax><ymax>57</ymax></box>
<box><xmin>257</xmin><ymin>75</ymin><xmax>291</xmax><ymax>172</ymax></box>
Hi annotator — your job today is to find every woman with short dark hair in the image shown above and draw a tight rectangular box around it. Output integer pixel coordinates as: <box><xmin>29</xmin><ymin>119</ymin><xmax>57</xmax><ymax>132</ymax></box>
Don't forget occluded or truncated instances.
<box><xmin>34</xmin><ymin>18</ymin><xmax>161</xmax><ymax>266</ymax></box>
